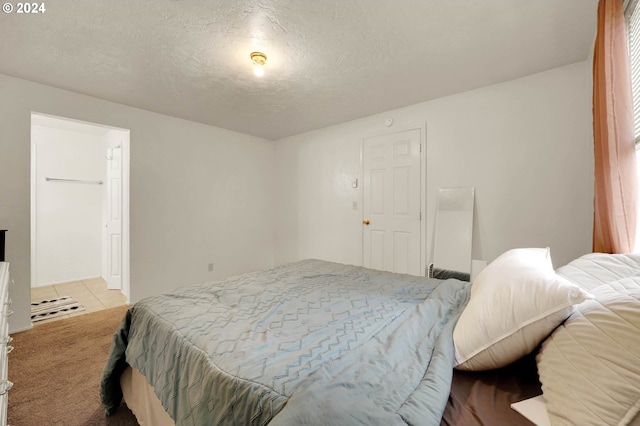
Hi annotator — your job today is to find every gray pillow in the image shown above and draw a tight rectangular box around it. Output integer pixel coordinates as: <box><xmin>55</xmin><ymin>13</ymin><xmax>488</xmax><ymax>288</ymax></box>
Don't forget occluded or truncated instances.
<box><xmin>536</xmin><ymin>275</ymin><xmax>640</xmax><ymax>426</ymax></box>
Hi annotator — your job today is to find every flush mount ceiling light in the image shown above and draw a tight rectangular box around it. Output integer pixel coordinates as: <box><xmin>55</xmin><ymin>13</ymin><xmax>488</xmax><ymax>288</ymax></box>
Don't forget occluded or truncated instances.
<box><xmin>250</xmin><ymin>51</ymin><xmax>267</xmax><ymax>77</ymax></box>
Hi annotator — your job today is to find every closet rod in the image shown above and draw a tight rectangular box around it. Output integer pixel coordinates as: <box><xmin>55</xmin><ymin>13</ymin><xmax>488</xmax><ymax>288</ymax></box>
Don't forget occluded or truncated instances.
<box><xmin>45</xmin><ymin>177</ymin><xmax>104</xmax><ymax>185</ymax></box>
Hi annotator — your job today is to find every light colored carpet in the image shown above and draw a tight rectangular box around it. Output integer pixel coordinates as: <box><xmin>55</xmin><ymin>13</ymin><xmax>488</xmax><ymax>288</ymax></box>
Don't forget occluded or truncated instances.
<box><xmin>9</xmin><ymin>305</ymin><xmax>139</xmax><ymax>425</ymax></box>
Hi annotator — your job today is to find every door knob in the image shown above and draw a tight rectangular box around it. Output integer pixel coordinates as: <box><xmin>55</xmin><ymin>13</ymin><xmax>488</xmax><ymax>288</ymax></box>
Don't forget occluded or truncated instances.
<box><xmin>363</xmin><ymin>219</ymin><xmax>370</xmax><ymax>225</ymax></box>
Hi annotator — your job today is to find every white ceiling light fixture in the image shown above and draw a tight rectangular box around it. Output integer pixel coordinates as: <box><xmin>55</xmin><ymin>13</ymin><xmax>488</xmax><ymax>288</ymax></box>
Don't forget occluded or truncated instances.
<box><xmin>250</xmin><ymin>52</ymin><xmax>267</xmax><ymax>77</ymax></box>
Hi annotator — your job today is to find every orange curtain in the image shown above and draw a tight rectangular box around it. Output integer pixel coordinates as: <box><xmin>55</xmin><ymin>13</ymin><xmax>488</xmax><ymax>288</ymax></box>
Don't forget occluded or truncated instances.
<box><xmin>593</xmin><ymin>0</ymin><xmax>638</xmax><ymax>253</ymax></box>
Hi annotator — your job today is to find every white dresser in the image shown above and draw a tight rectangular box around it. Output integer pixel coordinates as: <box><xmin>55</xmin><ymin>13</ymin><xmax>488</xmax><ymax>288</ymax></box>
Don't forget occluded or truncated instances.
<box><xmin>0</xmin><ymin>263</ymin><xmax>12</xmax><ymax>426</ymax></box>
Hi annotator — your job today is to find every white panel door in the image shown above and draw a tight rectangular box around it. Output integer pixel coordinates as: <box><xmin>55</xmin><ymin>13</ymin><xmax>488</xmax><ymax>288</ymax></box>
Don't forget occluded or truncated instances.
<box><xmin>363</xmin><ymin>129</ymin><xmax>421</xmax><ymax>275</ymax></box>
<box><xmin>106</xmin><ymin>145</ymin><xmax>122</xmax><ymax>290</ymax></box>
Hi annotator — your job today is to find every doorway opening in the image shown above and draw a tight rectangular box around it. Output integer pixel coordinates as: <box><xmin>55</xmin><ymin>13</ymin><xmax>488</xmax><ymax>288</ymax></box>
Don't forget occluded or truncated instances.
<box><xmin>30</xmin><ymin>113</ymin><xmax>130</xmax><ymax>324</ymax></box>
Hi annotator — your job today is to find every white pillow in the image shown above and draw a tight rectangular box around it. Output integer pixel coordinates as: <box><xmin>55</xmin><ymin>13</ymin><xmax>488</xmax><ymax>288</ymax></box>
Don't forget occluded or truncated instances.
<box><xmin>453</xmin><ymin>248</ymin><xmax>592</xmax><ymax>371</ymax></box>
<box><xmin>537</xmin><ymin>272</ymin><xmax>640</xmax><ymax>425</ymax></box>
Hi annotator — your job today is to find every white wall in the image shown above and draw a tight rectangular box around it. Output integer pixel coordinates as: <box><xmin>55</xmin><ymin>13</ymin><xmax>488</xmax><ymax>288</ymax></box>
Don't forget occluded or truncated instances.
<box><xmin>0</xmin><ymin>73</ymin><xmax>275</xmax><ymax>332</ymax></box>
<box><xmin>0</xmin><ymin>61</ymin><xmax>593</xmax><ymax>332</ymax></box>
<box><xmin>274</xmin><ymin>61</ymin><xmax>593</xmax><ymax>271</ymax></box>
<box><xmin>32</xmin><ymin>124</ymin><xmax>107</xmax><ymax>286</ymax></box>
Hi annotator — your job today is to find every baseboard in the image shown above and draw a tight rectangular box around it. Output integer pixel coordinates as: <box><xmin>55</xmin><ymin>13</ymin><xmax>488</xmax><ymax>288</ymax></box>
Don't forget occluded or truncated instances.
<box><xmin>10</xmin><ymin>323</ymin><xmax>34</xmax><ymax>334</ymax></box>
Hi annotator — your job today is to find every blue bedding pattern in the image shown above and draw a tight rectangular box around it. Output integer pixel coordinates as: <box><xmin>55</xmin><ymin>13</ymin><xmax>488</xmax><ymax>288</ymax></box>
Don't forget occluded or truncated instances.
<box><xmin>101</xmin><ymin>259</ymin><xmax>470</xmax><ymax>425</ymax></box>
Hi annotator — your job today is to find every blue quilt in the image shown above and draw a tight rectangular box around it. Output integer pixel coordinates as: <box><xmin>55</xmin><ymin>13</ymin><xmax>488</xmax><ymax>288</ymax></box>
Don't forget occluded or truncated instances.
<box><xmin>101</xmin><ymin>259</ymin><xmax>470</xmax><ymax>425</ymax></box>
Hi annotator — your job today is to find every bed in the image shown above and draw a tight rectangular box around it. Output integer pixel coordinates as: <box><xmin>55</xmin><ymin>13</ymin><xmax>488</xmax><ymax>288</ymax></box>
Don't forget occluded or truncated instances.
<box><xmin>101</xmin><ymin>259</ymin><xmax>471</xmax><ymax>425</ymax></box>
<box><xmin>101</xmin><ymin>251</ymin><xmax>640</xmax><ymax>426</ymax></box>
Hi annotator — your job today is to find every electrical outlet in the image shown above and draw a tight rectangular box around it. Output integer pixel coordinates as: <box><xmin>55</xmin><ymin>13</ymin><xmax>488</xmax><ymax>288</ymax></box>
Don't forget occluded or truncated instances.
<box><xmin>208</xmin><ymin>263</ymin><xmax>214</xmax><ymax>272</ymax></box>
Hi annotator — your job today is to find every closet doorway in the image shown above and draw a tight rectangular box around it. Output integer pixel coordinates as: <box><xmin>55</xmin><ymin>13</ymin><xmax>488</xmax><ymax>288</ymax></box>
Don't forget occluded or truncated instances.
<box><xmin>29</xmin><ymin>113</ymin><xmax>130</xmax><ymax>323</ymax></box>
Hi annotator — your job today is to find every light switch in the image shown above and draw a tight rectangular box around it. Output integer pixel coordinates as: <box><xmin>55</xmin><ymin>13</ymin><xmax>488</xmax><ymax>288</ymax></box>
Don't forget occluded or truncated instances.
<box><xmin>351</xmin><ymin>178</ymin><xmax>358</xmax><ymax>188</ymax></box>
<box><xmin>352</xmin><ymin>201</ymin><xmax>358</xmax><ymax>210</ymax></box>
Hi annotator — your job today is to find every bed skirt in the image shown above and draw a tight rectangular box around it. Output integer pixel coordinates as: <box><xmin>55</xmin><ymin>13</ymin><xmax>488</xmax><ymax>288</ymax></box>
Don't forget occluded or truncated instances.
<box><xmin>121</xmin><ymin>366</ymin><xmax>174</xmax><ymax>426</ymax></box>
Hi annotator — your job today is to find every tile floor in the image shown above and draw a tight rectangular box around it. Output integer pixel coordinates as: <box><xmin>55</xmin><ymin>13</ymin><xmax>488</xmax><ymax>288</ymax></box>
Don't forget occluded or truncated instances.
<box><xmin>30</xmin><ymin>277</ymin><xmax>128</xmax><ymax>324</ymax></box>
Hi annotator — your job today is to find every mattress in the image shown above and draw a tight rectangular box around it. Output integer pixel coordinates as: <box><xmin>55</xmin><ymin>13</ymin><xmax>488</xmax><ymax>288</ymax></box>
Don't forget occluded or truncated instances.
<box><xmin>121</xmin><ymin>366</ymin><xmax>174</xmax><ymax>426</ymax></box>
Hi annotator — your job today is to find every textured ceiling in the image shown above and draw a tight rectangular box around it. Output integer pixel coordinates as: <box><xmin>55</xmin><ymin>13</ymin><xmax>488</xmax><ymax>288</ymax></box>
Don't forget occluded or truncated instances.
<box><xmin>0</xmin><ymin>0</ymin><xmax>598</xmax><ymax>140</ymax></box>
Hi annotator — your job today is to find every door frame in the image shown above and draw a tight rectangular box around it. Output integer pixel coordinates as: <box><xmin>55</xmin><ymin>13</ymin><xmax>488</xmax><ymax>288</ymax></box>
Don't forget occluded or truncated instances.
<box><xmin>360</xmin><ymin>123</ymin><xmax>427</xmax><ymax>276</ymax></box>
<box><xmin>29</xmin><ymin>112</ymin><xmax>131</xmax><ymax>302</ymax></box>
